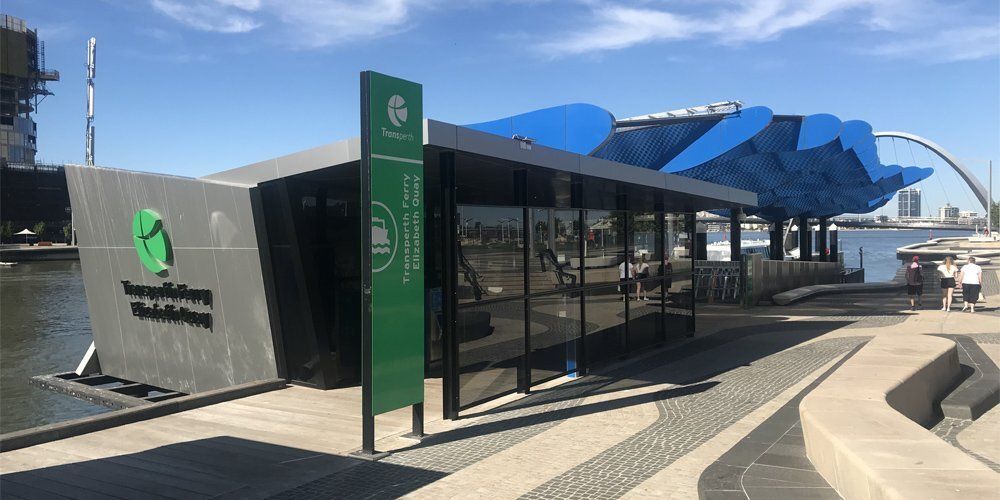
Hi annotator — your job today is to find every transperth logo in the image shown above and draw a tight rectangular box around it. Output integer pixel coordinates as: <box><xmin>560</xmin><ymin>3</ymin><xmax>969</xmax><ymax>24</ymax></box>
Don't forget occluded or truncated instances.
<box><xmin>132</xmin><ymin>209</ymin><xmax>172</xmax><ymax>274</ymax></box>
<box><xmin>387</xmin><ymin>94</ymin><xmax>408</xmax><ymax>127</ymax></box>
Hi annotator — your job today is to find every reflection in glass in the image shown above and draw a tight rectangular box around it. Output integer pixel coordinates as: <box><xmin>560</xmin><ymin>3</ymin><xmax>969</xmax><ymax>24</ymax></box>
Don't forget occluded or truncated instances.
<box><xmin>583</xmin><ymin>210</ymin><xmax>628</xmax><ymax>285</ymax></box>
<box><xmin>457</xmin><ymin>205</ymin><xmax>524</xmax><ymax>303</ymax></box>
<box><xmin>529</xmin><ymin>209</ymin><xmax>581</xmax><ymax>293</ymax></box>
<box><xmin>529</xmin><ymin>292</ymin><xmax>581</xmax><ymax>383</ymax></box>
<box><xmin>630</xmin><ymin>212</ymin><xmax>661</xmax><ymax>301</ymax></box>
<box><xmin>630</xmin><ymin>278</ymin><xmax>664</xmax><ymax>350</ymax></box>
<box><xmin>457</xmin><ymin>299</ymin><xmax>524</xmax><ymax>406</ymax></box>
<box><xmin>584</xmin><ymin>285</ymin><xmax>626</xmax><ymax>364</ymax></box>
<box><xmin>664</xmin><ymin>213</ymin><xmax>694</xmax><ymax>335</ymax></box>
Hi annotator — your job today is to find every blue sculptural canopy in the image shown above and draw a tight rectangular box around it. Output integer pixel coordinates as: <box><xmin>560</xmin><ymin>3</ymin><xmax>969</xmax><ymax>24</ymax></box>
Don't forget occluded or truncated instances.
<box><xmin>462</xmin><ymin>103</ymin><xmax>934</xmax><ymax>221</ymax></box>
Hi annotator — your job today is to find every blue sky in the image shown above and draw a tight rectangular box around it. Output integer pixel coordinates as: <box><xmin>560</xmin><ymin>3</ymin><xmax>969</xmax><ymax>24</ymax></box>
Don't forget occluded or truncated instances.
<box><xmin>10</xmin><ymin>0</ymin><xmax>1000</xmax><ymax>216</ymax></box>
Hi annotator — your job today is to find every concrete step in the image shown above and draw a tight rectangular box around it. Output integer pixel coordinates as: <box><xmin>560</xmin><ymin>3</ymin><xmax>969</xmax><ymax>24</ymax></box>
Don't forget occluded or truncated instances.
<box><xmin>937</xmin><ymin>335</ymin><xmax>1000</xmax><ymax>421</ymax></box>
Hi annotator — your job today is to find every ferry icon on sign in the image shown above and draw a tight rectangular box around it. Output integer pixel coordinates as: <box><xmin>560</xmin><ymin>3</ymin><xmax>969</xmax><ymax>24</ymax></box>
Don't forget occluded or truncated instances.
<box><xmin>371</xmin><ymin>201</ymin><xmax>398</xmax><ymax>273</ymax></box>
<box><xmin>372</xmin><ymin>218</ymin><xmax>390</xmax><ymax>254</ymax></box>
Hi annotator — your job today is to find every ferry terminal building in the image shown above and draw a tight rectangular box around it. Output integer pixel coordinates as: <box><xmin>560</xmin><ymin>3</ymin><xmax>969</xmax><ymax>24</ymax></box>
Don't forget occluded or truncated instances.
<box><xmin>66</xmin><ymin>115</ymin><xmax>755</xmax><ymax>418</ymax></box>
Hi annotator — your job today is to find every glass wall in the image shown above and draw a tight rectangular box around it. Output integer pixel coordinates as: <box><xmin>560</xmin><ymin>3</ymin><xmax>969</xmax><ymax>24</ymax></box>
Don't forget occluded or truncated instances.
<box><xmin>529</xmin><ymin>209</ymin><xmax>580</xmax><ymax>294</ymax></box>
<box><xmin>530</xmin><ymin>292</ymin><xmax>581</xmax><ymax>384</ymax></box>
<box><xmin>445</xmin><ymin>151</ymin><xmax>697</xmax><ymax>412</ymax></box>
<box><xmin>664</xmin><ymin>213</ymin><xmax>694</xmax><ymax>335</ymax></box>
<box><xmin>457</xmin><ymin>298</ymin><xmax>524</xmax><ymax>407</ymax></box>
<box><xmin>257</xmin><ymin>162</ymin><xmax>362</xmax><ymax>389</ymax></box>
<box><xmin>457</xmin><ymin>205</ymin><xmax>524</xmax><ymax>303</ymax></box>
<box><xmin>583</xmin><ymin>285</ymin><xmax>627</xmax><ymax>363</ymax></box>
<box><xmin>583</xmin><ymin>210</ymin><xmax>627</xmax><ymax>284</ymax></box>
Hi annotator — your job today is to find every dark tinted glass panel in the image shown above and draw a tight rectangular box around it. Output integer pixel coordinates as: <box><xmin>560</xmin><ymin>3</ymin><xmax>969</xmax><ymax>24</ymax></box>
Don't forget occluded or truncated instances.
<box><xmin>664</xmin><ymin>213</ymin><xmax>694</xmax><ymax>332</ymax></box>
<box><xmin>529</xmin><ymin>209</ymin><xmax>581</xmax><ymax>293</ymax></box>
<box><xmin>528</xmin><ymin>167</ymin><xmax>572</xmax><ymax>208</ymax></box>
<box><xmin>583</xmin><ymin>210</ymin><xmax>627</xmax><ymax>285</ymax></box>
<box><xmin>529</xmin><ymin>292</ymin><xmax>581</xmax><ymax>383</ymax></box>
<box><xmin>257</xmin><ymin>162</ymin><xmax>363</xmax><ymax>389</ymax></box>
<box><xmin>455</xmin><ymin>153</ymin><xmax>519</xmax><ymax>206</ymax></box>
<box><xmin>584</xmin><ymin>285</ymin><xmax>626</xmax><ymax>364</ymax></box>
<box><xmin>629</xmin><ymin>277</ymin><xmax>664</xmax><ymax>350</ymax></box>
<box><xmin>423</xmin><ymin>151</ymin><xmax>444</xmax><ymax>371</ymax></box>
<box><xmin>583</xmin><ymin>175</ymin><xmax>618</xmax><ymax>210</ymax></box>
<box><xmin>630</xmin><ymin>212</ymin><xmax>661</xmax><ymax>280</ymax></box>
<box><xmin>457</xmin><ymin>299</ymin><xmax>524</xmax><ymax>406</ymax></box>
<box><xmin>457</xmin><ymin>205</ymin><xmax>524</xmax><ymax>303</ymax></box>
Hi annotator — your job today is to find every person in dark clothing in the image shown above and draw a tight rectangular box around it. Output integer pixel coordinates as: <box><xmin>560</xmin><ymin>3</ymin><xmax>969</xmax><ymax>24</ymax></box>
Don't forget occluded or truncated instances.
<box><xmin>905</xmin><ymin>255</ymin><xmax>923</xmax><ymax>310</ymax></box>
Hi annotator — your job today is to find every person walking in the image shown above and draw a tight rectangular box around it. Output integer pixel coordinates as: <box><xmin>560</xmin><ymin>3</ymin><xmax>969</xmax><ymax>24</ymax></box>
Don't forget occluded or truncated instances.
<box><xmin>905</xmin><ymin>256</ymin><xmax>923</xmax><ymax>311</ymax></box>
<box><xmin>635</xmin><ymin>254</ymin><xmax>651</xmax><ymax>301</ymax></box>
<box><xmin>957</xmin><ymin>256</ymin><xmax>983</xmax><ymax>313</ymax></box>
<box><xmin>619</xmin><ymin>255</ymin><xmax>635</xmax><ymax>301</ymax></box>
<box><xmin>937</xmin><ymin>256</ymin><xmax>957</xmax><ymax>312</ymax></box>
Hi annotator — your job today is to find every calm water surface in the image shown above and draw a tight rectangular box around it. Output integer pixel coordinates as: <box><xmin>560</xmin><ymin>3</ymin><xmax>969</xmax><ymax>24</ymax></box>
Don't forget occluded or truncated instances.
<box><xmin>709</xmin><ymin>228</ymin><xmax>971</xmax><ymax>282</ymax></box>
<box><xmin>1</xmin><ymin>260</ymin><xmax>106</xmax><ymax>434</ymax></box>
<box><xmin>0</xmin><ymin>229</ymin><xmax>975</xmax><ymax>433</ymax></box>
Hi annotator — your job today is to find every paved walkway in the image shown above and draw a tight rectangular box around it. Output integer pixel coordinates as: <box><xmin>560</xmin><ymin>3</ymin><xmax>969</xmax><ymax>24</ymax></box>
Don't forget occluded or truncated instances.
<box><xmin>2</xmin><ymin>282</ymin><xmax>998</xmax><ymax>499</ymax></box>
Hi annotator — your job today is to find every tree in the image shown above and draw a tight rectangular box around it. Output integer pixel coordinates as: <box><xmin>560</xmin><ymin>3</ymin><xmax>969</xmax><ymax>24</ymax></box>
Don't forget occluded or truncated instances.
<box><xmin>63</xmin><ymin>224</ymin><xmax>73</xmax><ymax>244</ymax></box>
<box><xmin>32</xmin><ymin>221</ymin><xmax>46</xmax><ymax>241</ymax></box>
<box><xmin>1</xmin><ymin>221</ymin><xmax>11</xmax><ymax>243</ymax></box>
<box><xmin>991</xmin><ymin>201</ymin><xmax>999</xmax><ymax>231</ymax></box>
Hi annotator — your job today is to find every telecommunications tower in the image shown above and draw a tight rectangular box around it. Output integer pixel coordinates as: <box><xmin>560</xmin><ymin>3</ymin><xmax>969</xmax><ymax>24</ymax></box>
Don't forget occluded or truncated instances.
<box><xmin>85</xmin><ymin>37</ymin><xmax>95</xmax><ymax>166</ymax></box>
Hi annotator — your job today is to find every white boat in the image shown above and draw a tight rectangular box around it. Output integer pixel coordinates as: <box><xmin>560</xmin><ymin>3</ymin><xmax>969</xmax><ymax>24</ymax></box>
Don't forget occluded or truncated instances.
<box><xmin>706</xmin><ymin>239</ymin><xmax>770</xmax><ymax>261</ymax></box>
<box><xmin>0</xmin><ymin>262</ymin><xmax>17</xmax><ymax>267</ymax></box>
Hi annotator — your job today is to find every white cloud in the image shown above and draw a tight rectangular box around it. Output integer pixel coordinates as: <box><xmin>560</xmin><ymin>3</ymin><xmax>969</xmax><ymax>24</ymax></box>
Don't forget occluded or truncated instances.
<box><xmin>870</xmin><ymin>25</ymin><xmax>1000</xmax><ymax>62</ymax></box>
<box><xmin>149</xmin><ymin>0</ymin><xmax>429</xmax><ymax>46</ymax></box>
<box><xmin>538</xmin><ymin>0</ymin><xmax>999</xmax><ymax>63</ymax></box>
<box><xmin>270</xmin><ymin>0</ymin><xmax>421</xmax><ymax>48</ymax></box>
<box><xmin>151</xmin><ymin>0</ymin><xmax>262</xmax><ymax>33</ymax></box>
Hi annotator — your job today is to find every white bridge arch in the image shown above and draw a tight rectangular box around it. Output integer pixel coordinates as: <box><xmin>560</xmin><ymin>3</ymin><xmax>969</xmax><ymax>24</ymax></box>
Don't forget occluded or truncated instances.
<box><xmin>874</xmin><ymin>131</ymin><xmax>989</xmax><ymax>210</ymax></box>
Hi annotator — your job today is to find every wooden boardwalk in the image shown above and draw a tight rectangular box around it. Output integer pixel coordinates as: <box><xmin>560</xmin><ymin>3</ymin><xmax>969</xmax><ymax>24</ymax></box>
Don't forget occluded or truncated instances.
<box><xmin>0</xmin><ymin>379</ymin><xmax>444</xmax><ymax>498</ymax></box>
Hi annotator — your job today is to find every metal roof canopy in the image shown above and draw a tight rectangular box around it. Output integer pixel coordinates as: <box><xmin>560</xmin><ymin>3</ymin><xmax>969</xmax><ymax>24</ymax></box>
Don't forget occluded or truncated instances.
<box><xmin>203</xmin><ymin>119</ymin><xmax>757</xmax><ymax>211</ymax></box>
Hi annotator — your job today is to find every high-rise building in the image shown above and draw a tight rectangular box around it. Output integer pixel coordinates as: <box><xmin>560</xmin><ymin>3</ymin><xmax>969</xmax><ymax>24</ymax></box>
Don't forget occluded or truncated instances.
<box><xmin>898</xmin><ymin>188</ymin><xmax>921</xmax><ymax>218</ymax></box>
<box><xmin>1</xmin><ymin>14</ymin><xmax>59</xmax><ymax>164</ymax></box>
<box><xmin>1</xmin><ymin>14</ymin><xmax>67</xmax><ymax>243</ymax></box>
<box><xmin>939</xmin><ymin>203</ymin><xmax>959</xmax><ymax>220</ymax></box>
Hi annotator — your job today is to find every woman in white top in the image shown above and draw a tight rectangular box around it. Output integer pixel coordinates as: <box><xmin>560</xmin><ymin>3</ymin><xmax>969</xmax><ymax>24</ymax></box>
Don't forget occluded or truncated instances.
<box><xmin>619</xmin><ymin>256</ymin><xmax>635</xmax><ymax>301</ymax></box>
<box><xmin>937</xmin><ymin>256</ymin><xmax>957</xmax><ymax>311</ymax></box>
<box><xmin>635</xmin><ymin>254</ymin><xmax>652</xmax><ymax>301</ymax></box>
<box><xmin>957</xmin><ymin>256</ymin><xmax>983</xmax><ymax>313</ymax></box>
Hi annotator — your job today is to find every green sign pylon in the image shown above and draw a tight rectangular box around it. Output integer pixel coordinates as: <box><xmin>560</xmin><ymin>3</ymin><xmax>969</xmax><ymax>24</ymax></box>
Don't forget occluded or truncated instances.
<box><xmin>358</xmin><ymin>70</ymin><xmax>425</xmax><ymax>459</ymax></box>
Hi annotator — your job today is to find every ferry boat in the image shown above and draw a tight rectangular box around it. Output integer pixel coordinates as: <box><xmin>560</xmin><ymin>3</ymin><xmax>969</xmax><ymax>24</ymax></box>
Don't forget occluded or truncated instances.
<box><xmin>706</xmin><ymin>239</ymin><xmax>771</xmax><ymax>261</ymax></box>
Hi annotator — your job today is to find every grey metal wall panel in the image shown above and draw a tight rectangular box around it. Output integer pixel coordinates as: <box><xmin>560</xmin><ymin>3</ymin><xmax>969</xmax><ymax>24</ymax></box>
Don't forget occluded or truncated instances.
<box><xmin>64</xmin><ymin>165</ymin><xmax>278</xmax><ymax>394</ymax></box>
<box><xmin>173</xmin><ymin>247</ymin><xmax>234</xmax><ymax>392</ymax></box>
<box><xmin>200</xmin><ymin>159</ymin><xmax>278</xmax><ymax>187</ymax></box>
<box><xmin>75</xmin><ymin>167</ymin><xmax>111</xmax><ymax>248</ymax></box>
<box><xmin>204</xmin><ymin>183</ymin><xmax>254</xmax><ymax>250</ymax></box>
<box><xmin>425</xmin><ymin>119</ymin><xmax>457</xmax><ymax>149</ymax></box>
<box><xmin>76</xmin><ymin>247</ymin><xmax>126</xmax><ymax>376</ymax></box>
<box><xmin>164</xmin><ymin>180</ymin><xmax>213</xmax><ymax>251</ymax></box>
<box><xmin>215</xmin><ymin>248</ymin><xmax>277</xmax><ymax>385</ymax></box>
<box><xmin>110</xmin><ymin>246</ymin><xmax>159</xmax><ymax>385</ymax></box>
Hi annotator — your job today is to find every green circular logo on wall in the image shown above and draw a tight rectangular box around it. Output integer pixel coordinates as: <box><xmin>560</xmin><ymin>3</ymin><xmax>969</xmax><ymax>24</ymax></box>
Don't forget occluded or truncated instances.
<box><xmin>132</xmin><ymin>209</ymin><xmax>172</xmax><ymax>274</ymax></box>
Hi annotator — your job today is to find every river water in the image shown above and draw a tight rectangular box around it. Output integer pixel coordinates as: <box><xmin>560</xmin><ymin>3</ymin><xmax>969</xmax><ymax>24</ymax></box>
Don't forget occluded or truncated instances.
<box><xmin>0</xmin><ymin>229</ymin><xmax>975</xmax><ymax>433</ymax></box>
<box><xmin>1</xmin><ymin>260</ymin><xmax>108</xmax><ymax>434</ymax></box>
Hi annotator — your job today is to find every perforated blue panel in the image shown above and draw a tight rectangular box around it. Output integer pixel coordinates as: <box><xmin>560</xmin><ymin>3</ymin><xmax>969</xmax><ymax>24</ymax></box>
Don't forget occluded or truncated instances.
<box><xmin>594</xmin><ymin>120</ymin><xmax>718</xmax><ymax>169</ymax></box>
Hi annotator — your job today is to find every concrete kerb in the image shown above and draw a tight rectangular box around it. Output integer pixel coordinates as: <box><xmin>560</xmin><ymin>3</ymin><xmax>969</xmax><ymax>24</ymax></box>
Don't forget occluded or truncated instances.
<box><xmin>800</xmin><ymin>335</ymin><xmax>1000</xmax><ymax>499</ymax></box>
<box><xmin>773</xmin><ymin>281</ymin><xmax>906</xmax><ymax>306</ymax></box>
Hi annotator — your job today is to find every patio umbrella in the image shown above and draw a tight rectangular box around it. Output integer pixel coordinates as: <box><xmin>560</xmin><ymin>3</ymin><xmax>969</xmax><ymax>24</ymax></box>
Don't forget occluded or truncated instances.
<box><xmin>15</xmin><ymin>228</ymin><xmax>35</xmax><ymax>244</ymax></box>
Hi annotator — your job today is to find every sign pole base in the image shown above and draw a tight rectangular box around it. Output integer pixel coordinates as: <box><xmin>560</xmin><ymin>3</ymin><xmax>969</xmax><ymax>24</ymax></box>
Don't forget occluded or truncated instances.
<box><xmin>352</xmin><ymin>412</ymin><xmax>390</xmax><ymax>460</ymax></box>
<box><xmin>403</xmin><ymin>402</ymin><xmax>425</xmax><ymax>440</ymax></box>
<box><xmin>350</xmin><ymin>449</ymin><xmax>391</xmax><ymax>461</ymax></box>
